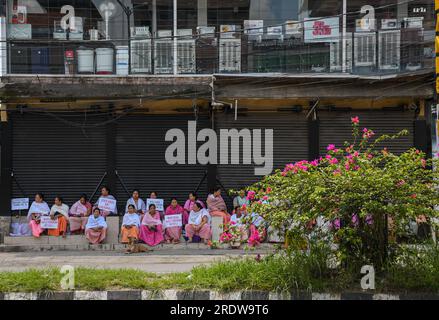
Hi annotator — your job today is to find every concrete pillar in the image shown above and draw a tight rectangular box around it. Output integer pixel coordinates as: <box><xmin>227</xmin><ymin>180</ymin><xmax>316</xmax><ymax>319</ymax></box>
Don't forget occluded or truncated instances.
<box><xmin>105</xmin><ymin>216</ymin><xmax>120</xmax><ymax>244</ymax></box>
<box><xmin>0</xmin><ymin>216</ymin><xmax>11</xmax><ymax>243</ymax></box>
<box><xmin>0</xmin><ymin>17</ymin><xmax>6</xmax><ymax>75</ymax></box>
<box><xmin>397</xmin><ymin>0</ymin><xmax>408</xmax><ymax>24</ymax></box>
<box><xmin>211</xmin><ymin>216</ymin><xmax>222</xmax><ymax>241</ymax></box>
<box><xmin>197</xmin><ymin>0</ymin><xmax>207</xmax><ymax>27</ymax></box>
<box><xmin>152</xmin><ymin>0</ymin><xmax>157</xmax><ymax>38</ymax></box>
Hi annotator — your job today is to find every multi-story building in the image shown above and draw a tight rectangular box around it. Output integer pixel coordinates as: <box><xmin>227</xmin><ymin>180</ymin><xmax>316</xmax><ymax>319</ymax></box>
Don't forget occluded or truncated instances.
<box><xmin>0</xmin><ymin>0</ymin><xmax>434</xmax><ymax>213</ymax></box>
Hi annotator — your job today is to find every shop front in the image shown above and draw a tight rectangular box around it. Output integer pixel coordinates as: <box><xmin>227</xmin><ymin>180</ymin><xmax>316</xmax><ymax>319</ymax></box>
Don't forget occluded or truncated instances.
<box><xmin>2</xmin><ymin>0</ymin><xmax>434</xmax><ymax>76</ymax></box>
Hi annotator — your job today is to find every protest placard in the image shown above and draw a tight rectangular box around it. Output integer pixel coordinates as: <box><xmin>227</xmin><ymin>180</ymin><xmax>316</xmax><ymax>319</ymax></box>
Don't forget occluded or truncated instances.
<box><xmin>98</xmin><ymin>197</ymin><xmax>117</xmax><ymax>212</ymax></box>
<box><xmin>11</xmin><ymin>198</ymin><xmax>29</xmax><ymax>211</ymax></box>
<box><xmin>40</xmin><ymin>216</ymin><xmax>58</xmax><ymax>229</ymax></box>
<box><xmin>164</xmin><ymin>214</ymin><xmax>182</xmax><ymax>228</ymax></box>
<box><xmin>146</xmin><ymin>198</ymin><xmax>164</xmax><ymax>211</ymax></box>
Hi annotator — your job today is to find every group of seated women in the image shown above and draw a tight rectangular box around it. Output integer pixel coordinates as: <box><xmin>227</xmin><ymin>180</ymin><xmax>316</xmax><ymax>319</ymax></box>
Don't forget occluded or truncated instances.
<box><xmin>25</xmin><ymin>185</ymin><xmax>266</xmax><ymax>247</ymax></box>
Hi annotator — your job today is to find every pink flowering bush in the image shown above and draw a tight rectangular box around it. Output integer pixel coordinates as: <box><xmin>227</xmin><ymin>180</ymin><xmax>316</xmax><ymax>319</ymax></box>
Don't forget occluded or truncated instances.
<box><xmin>219</xmin><ymin>222</ymin><xmax>243</xmax><ymax>245</ymax></box>
<box><xmin>245</xmin><ymin>117</ymin><xmax>439</xmax><ymax>270</ymax></box>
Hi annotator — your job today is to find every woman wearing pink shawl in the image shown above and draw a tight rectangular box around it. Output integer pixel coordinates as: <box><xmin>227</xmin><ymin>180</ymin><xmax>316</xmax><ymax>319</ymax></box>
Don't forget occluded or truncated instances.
<box><xmin>69</xmin><ymin>194</ymin><xmax>92</xmax><ymax>234</ymax></box>
<box><xmin>139</xmin><ymin>204</ymin><xmax>164</xmax><ymax>246</ymax></box>
<box><xmin>149</xmin><ymin>191</ymin><xmax>164</xmax><ymax>220</ymax></box>
<box><xmin>207</xmin><ymin>187</ymin><xmax>230</xmax><ymax>225</ymax></box>
<box><xmin>164</xmin><ymin>198</ymin><xmax>185</xmax><ymax>244</ymax></box>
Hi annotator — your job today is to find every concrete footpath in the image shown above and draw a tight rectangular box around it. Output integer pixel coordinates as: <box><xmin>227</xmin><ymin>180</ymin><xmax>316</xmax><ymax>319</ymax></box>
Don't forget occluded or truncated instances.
<box><xmin>0</xmin><ymin>249</ymin><xmax>265</xmax><ymax>273</ymax></box>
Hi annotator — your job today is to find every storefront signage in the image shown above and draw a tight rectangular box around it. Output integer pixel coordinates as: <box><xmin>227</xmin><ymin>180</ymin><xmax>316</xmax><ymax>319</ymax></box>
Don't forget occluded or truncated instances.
<box><xmin>304</xmin><ymin>17</ymin><xmax>340</xmax><ymax>43</ymax></box>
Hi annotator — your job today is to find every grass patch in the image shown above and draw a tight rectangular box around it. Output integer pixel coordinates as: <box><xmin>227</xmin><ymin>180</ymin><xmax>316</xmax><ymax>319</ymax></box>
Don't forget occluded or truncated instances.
<box><xmin>1</xmin><ymin>246</ymin><xmax>439</xmax><ymax>293</ymax></box>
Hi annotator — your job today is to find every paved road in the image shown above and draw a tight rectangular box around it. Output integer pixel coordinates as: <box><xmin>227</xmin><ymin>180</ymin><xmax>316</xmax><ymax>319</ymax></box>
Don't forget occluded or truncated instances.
<box><xmin>0</xmin><ymin>250</ymin><xmax>265</xmax><ymax>273</ymax></box>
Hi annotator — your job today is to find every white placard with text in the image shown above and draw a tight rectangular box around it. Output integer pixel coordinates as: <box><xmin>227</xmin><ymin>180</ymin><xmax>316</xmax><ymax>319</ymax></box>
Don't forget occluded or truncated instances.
<box><xmin>146</xmin><ymin>198</ymin><xmax>164</xmax><ymax>211</ymax></box>
<box><xmin>98</xmin><ymin>197</ymin><xmax>117</xmax><ymax>212</ymax></box>
<box><xmin>164</xmin><ymin>214</ymin><xmax>182</xmax><ymax>228</ymax></box>
<box><xmin>11</xmin><ymin>198</ymin><xmax>29</xmax><ymax>211</ymax></box>
<box><xmin>40</xmin><ymin>216</ymin><xmax>59</xmax><ymax>229</ymax></box>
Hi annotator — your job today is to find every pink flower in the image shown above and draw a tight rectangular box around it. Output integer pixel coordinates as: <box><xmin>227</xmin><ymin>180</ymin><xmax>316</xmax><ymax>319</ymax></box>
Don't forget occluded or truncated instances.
<box><xmin>266</xmin><ymin>187</ymin><xmax>272</xmax><ymax>194</ymax></box>
<box><xmin>330</xmin><ymin>218</ymin><xmax>341</xmax><ymax>230</ymax></box>
<box><xmin>345</xmin><ymin>162</ymin><xmax>350</xmax><ymax>171</ymax></box>
<box><xmin>365</xmin><ymin>214</ymin><xmax>373</xmax><ymax>225</ymax></box>
<box><xmin>325</xmin><ymin>154</ymin><xmax>332</xmax><ymax>160</ymax></box>
<box><xmin>329</xmin><ymin>158</ymin><xmax>338</xmax><ymax>165</ymax></box>
<box><xmin>327</xmin><ymin>144</ymin><xmax>336</xmax><ymax>151</ymax></box>
<box><xmin>246</xmin><ymin>191</ymin><xmax>256</xmax><ymax>201</ymax></box>
<box><xmin>241</xmin><ymin>204</ymin><xmax>247</xmax><ymax>210</ymax></box>
<box><xmin>351</xmin><ymin>116</ymin><xmax>359</xmax><ymax>124</ymax></box>
<box><xmin>262</xmin><ymin>195</ymin><xmax>268</xmax><ymax>201</ymax></box>
<box><xmin>351</xmin><ymin>214</ymin><xmax>359</xmax><ymax>227</ymax></box>
<box><xmin>362</xmin><ymin>129</ymin><xmax>375</xmax><ymax>139</ymax></box>
<box><xmin>333</xmin><ymin>169</ymin><xmax>341</xmax><ymax>176</ymax></box>
<box><xmin>310</xmin><ymin>160</ymin><xmax>319</xmax><ymax>166</ymax></box>
<box><xmin>396</xmin><ymin>180</ymin><xmax>406</xmax><ymax>187</ymax></box>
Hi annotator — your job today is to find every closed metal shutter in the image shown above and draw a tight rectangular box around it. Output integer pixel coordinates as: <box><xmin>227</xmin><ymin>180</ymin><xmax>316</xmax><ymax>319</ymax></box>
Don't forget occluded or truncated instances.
<box><xmin>319</xmin><ymin>110</ymin><xmax>415</xmax><ymax>156</ymax></box>
<box><xmin>215</xmin><ymin>112</ymin><xmax>309</xmax><ymax>206</ymax></box>
<box><xmin>115</xmin><ymin>114</ymin><xmax>210</xmax><ymax>206</ymax></box>
<box><xmin>11</xmin><ymin>112</ymin><xmax>107</xmax><ymax>205</ymax></box>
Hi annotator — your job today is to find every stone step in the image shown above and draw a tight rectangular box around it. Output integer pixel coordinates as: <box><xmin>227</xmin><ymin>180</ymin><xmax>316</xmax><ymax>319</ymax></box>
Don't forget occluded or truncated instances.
<box><xmin>0</xmin><ymin>238</ymin><xmax>278</xmax><ymax>252</ymax></box>
<box><xmin>4</xmin><ymin>235</ymin><xmax>90</xmax><ymax>246</ymax></box>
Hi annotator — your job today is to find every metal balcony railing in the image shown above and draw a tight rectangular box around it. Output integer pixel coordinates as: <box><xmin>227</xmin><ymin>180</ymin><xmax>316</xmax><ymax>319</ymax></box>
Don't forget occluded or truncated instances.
<box><xmin>6</xmin><ymin>28</ymin><xmax>433</xmax><ymax>77</ymax></box>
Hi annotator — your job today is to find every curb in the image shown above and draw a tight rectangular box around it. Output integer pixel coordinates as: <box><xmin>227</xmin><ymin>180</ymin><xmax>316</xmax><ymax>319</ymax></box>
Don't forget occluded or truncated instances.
<box><xmin>0</xmin><ymin>289</ymin><xmax>437</xmax><ymax>300</ymax></box>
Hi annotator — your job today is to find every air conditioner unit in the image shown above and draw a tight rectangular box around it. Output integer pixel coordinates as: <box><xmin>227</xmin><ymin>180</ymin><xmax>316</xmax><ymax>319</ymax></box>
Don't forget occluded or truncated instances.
<box><xmin>381</xmin><ymin>19</ymin><xmax>398</xmax><ymax>30</ymax></box>
<box><xmin>403</xmin><ymin>17</ymin><xmax>423</xmax><ymax>29</ymax></box>
<box><xmin>265</xmin><ymin>26</ymin><xmax>283</xmax><ymax>41</ymax></box>
<box><xmin>220</xmin><ymin>25</ymin><xmax>239</xmax><ymax>39</ymax></box>
<box><xmin>131</xmin><ymin>26</ymin><xmax>150</xmax><ymax>39</ymax></box>
<box><xmin>355</xmin><ymin>19</ymin><xmax>377</xmax><ymax>32</ymax></box>
<box><xmin>284</xmin><ymin>20</ymin><xmax>303</xmax><ymax>39</ymax></box>
<box><xmin>330</xmin><ymin>33</ymin><xmax>352</xmax><ymax>72</ymax></box>
<box><xmin>378</xmin><ymin>30</ymin><xmax>400</xmax><ymax>70</ymax></box>
<box><xmin>219</xmin><ymin>38</ymin><xmax>241</xmax><ymax>73</ymax></box>
<box><xmin>157</xmin><ymin>30</ymin><xmax>172</xmax><ymax>38</ymax></box>
<box><xmin>244</xmin><ymin>20</ymin><xmax>263</xmax><ymax>41</ymax></box>
<box><xmin>177</xmin><ymin>39</ymin><xmax>196</xmax><ymax>74</ymax></box>
<box><xmin>130</xmin><ymin>39</ymin><xmax>152</xmax><ymax>74</ymax></box>
<box><xmin>177</xmin><ymin>29</ymin><xmax>193</xmax><ymax>38</ymax></box>
<box><xmin>353</xmin><ymin>32</ymin><xmax>376</xmax><ymax>68</ymax></box>
<box><xmin>154</xmin><ymin>38</ymin><xmax>173</xmax><ymax>74</ymax></box>
<box><xmin>197</xmin><ymin>26</ymin><xmax>215</xmax><ymax>37</ymax></box>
